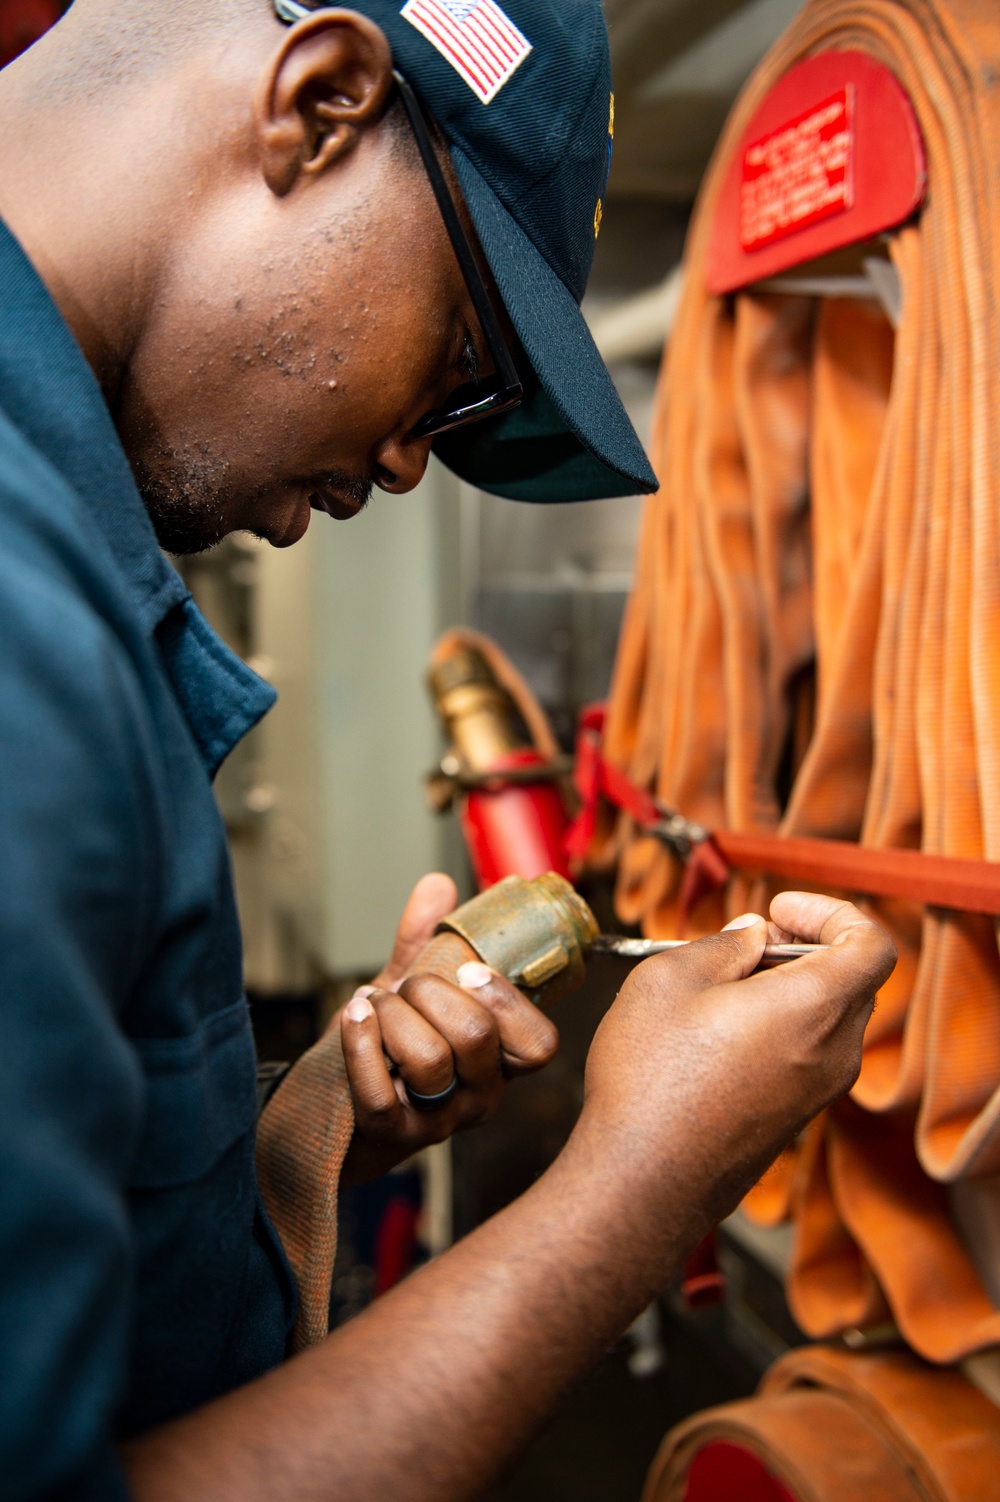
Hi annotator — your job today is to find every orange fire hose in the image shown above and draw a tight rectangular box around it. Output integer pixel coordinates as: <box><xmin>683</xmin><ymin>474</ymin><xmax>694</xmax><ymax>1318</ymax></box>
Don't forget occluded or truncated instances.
<box><xmin>643</xmin><ymin>1344</ymin><xmax>1000</xmax><ymax>1502</ymax></box>
<box><xmin>255</xmin><ymin>928</ymin><xmax>479</xmax><ymax>1352</ymax></box>
<box><xmin>598</xmin><ymin>0</ymin><xmax>1000</xmax><ymax>1364</ymax></box>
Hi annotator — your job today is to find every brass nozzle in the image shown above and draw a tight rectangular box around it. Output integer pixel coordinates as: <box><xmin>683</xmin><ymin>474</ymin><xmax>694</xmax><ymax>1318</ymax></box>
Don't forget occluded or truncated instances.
<box><xmin>437</xmin><ymin>871</ymin><xmax>599</xmax><ymax>1009</ymax></box>
<box><xmin>427</xmin><ymin>645</ymin><xmax>524</xmax><ymax>772</ymax></box>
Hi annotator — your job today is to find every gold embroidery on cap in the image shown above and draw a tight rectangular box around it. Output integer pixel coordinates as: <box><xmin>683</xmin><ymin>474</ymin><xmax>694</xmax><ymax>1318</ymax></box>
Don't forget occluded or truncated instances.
<box><xmin>595</xmin><ymin>93</ymin><xmax>614</xmax><ymax>240</ymax></box>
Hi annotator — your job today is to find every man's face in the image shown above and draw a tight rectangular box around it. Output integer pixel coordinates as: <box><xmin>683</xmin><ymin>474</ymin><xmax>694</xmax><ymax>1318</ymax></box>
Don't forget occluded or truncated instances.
<box><xmin>115</xmin><ymin>118</ymin><xmax>486</xmax><ymax>554</ymax></box>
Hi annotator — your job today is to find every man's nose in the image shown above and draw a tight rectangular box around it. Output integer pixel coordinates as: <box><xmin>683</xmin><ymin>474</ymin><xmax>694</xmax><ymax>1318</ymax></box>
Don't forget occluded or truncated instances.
<box><xmin>373</xmin><ymin>433</ymin><xmax>434</xmax><ymax>494</ymax></box>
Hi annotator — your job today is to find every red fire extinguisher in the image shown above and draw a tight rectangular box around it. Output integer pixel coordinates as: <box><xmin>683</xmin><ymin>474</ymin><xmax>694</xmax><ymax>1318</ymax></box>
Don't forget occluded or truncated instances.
<box><xmin>426</xmin><ymin>630</ymin><xmax>571</xmax><ymax>888</ymax></box>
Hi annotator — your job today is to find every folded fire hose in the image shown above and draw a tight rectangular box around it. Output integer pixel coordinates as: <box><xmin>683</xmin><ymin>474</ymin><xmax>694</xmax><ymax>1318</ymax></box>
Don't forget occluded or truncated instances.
<box><xmin>595</xmin><ymin>0</ymin><xmax>1000</xmax><ymax>1369</ymax></box>
<box><xmin>255</xmin><ymin>919</ymin><xmax>494</xmax><ymax>1352</ymax></box>
<box><xmin>642</xmin><ymin>1344</ymin><xmax>1000</xmax><ymax>1502</ymax></box>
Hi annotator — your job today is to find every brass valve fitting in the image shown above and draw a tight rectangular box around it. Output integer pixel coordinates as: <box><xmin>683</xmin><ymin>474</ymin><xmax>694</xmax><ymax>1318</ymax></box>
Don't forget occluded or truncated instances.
<box><xmin>427</xmin><ymin>643</ymin><xmax>524</xmax><ymax>773</ymax></box>
<box><xmin>435</xmin><ymin>871</ymin><xmax>599</xmax><ymax>1009</ymax></box>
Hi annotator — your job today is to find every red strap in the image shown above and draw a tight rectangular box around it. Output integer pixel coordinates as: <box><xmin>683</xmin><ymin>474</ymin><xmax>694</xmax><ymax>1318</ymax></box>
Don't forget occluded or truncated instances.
<box><xmin>566</xmin><ymin>708</ymin><xmax>604</xmax><ymax>863</ymax></box>
<box><xmin>567</xmin><ymin>711</ymin><xmax>1000</xmax><ymax>917</ymax></box>
<box><xmin>681</xmin><ymin>1230</ymin><xmax>726</xmax><ymax>1309</ymax></box>
<box><xmin>567</xmin><ymin>707</ymin><xmax>660</xmax><ymax>863</ymax></box>
<box><xmin>677</xmin><ymin>839</ymin><xmax>731</xmax><ymax>935</ymax></box>
<box><xmin>711</xmin><ymin>829</ymin><xmax>1000</xmax><ymax>915</ymax></box>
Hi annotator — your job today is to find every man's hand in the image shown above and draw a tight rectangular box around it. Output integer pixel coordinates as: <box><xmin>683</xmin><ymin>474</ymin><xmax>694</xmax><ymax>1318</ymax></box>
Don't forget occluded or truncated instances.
<box><xmin>579</xmin><ymin>891</ymin><xmax>897</xmax><ymax>1227</ymax></box>
<box><xmin>337</xmin><ymin>874</ymin><xmax>559</xmax><ymax>1185</ymax></box>
<box><xmin>126</xmin><ymin>891</ymin><xmax>896</xmax><ymax>1502</ymax></box>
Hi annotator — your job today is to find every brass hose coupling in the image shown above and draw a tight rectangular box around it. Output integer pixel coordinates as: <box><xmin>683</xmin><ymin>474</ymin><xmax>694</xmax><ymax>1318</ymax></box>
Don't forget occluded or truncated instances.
<box><xmin>435</xmin><ymin>872</ymin><xmax>599</xmax><ymax>1009</ymax></box>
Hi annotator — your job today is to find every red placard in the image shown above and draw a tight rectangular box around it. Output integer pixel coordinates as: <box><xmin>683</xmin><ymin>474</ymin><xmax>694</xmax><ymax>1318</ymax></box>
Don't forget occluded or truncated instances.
<box><xmin>708</xmin><ymin>51</ymin><xmax>926</xmax><ymax>294</ymax></box>
<box><xmin>740</xmin><ymin>86</ymin><xmax>853</xmax><ymax>251</ymax></box>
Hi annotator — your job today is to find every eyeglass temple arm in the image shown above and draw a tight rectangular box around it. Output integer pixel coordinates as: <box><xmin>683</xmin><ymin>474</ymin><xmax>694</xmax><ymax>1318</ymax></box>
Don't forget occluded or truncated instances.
<box><xmin>392</xmin><ymin>71</ymin><xmax>520</xmax><ymax>394</ymax></box>
<box><xmin>272</xmin><ymin>7</ymin><xmax>519</xmax><ymax>394</ymax></box>
<box><xmin>275</xmin><ymin>0</ymin><xmax>311</xmax><ymax>21</ymax></box>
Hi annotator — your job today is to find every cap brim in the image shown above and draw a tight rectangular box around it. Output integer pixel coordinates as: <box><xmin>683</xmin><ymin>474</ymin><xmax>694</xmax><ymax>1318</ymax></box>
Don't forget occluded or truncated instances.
<box><xmin>433</xmin><ymin>149</ymin><xmax>659</xmax><ymax>503</ymax></box>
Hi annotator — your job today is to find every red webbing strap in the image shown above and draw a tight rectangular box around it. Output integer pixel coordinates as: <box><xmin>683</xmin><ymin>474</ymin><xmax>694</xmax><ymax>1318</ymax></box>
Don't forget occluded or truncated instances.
<box><xmin>681</xmin><ymin>1228</ymin><xmax>726</xmax><ymax>1309</ymax></box>
<box><xmin>568</xmin><ymin>709</ymin><xmax>1000</xmax><ymax>917</ymax></box>
<box><xmin>710</xmin><ymin>830</ymin><xmax>1000</xmax><ymax>915</ymax></box>
<box><xmin>567</xmin><ymin>704</ymin><xmax>660</xmax><ymax>862</ymax></box>
<box><xmin>677</xmin><ymin>842</ymin><xmax>730</xmax><ymax>933</ymax></box>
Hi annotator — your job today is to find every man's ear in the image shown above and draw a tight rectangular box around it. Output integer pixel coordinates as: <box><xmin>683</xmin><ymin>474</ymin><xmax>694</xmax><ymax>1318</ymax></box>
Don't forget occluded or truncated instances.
<box><xmin>253</xmin><ymin>9</ymin><xmax>394</xmax><ymax>197</ymax></box>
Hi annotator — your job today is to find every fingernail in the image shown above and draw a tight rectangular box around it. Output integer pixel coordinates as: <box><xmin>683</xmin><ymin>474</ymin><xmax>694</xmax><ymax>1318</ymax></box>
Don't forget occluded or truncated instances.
<box><xmin>457</xmin><ymin>961</ymin><xmax>494</xmax><ymax>990</ymax></box>
<box><xmin>345</xmin><ymin>996</ymin><xmax>373</xmax><ymax>1022</ymax></box>
<box><xmin>352</xmin><ymin>984</ymin><xmax>375</xmax><ymax>999</ymax></box>
<box><xmin>723</xmin><ymin>912</ymin><xmax>764</xmax><ymax>931</ymax></box>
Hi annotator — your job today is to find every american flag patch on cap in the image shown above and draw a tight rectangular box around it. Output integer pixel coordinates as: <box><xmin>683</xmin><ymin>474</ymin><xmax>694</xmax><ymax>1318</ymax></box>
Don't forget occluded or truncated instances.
<box><xmin>400</xmin><ymin>0</ymin><xmax>531</xmax><ymax>105</ymax></box>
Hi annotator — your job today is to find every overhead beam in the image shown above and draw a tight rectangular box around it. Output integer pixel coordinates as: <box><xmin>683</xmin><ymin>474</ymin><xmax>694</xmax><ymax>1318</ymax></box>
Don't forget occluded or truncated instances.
<box><xmin>607</xmin><ymin>0</ymin><xmax>751</xmax><ymax>95</ymax></box>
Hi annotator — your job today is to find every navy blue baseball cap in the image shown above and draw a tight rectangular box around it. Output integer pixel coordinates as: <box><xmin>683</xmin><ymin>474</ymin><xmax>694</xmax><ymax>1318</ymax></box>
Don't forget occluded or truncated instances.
<box><xmin>276</xmin><ymin>0</ymin><xmax>658</xmax><ymax>502</ymax></box>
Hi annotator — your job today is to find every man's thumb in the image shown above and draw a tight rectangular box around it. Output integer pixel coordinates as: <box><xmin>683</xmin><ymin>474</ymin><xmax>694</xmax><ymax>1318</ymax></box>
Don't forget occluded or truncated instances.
<box><xmin>714</xmin><ymin>911</ymin><xmax>769</xmax><ymax>976</ymax></box>
<box><xmin>375</xmin><ymin>872</ymin><xmax>458</xmax><ymax>987</ymax></box>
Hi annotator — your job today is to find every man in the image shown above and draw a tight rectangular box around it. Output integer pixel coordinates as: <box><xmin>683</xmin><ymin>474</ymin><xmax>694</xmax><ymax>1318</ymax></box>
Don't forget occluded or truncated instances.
<box><xmin>0</xmin><ymin>0</ymin><xmax>895</xmax><ymax>1498</ymax></box>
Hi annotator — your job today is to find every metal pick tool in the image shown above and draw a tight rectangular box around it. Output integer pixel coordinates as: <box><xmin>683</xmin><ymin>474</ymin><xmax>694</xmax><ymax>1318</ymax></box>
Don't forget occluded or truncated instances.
<box><xmin>591</xmin><ymin>935</ymin><xmax>824</xmax><ymax>969</ymax></box>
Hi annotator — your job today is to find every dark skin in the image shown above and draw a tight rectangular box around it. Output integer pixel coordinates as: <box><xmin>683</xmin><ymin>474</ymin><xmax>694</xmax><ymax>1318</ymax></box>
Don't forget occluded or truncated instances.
<box><xmin>0</xmin><ymin>4</ymin><xmax>898</xmax><ymax>1498</ymax></box>
<box><xmin>0</xmin><ymin>4</ymin><xmax>495</xmax><ymax>550</ymax></box>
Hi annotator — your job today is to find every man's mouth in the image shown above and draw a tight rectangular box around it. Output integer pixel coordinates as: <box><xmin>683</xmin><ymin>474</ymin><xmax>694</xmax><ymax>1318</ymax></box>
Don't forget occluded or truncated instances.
<box><xmin>308</xmin><ymin>473</ymin><xmax>373</xmax><ymax>521</ymax></box>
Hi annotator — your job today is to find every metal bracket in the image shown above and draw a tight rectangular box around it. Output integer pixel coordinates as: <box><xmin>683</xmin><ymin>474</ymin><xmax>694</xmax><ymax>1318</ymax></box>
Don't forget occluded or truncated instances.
<box><xmin>423</xmin><ymin>753</ymin><xmax>574</xmax><ymax>815</ymax></box>
<box><xmin>647</xmin><ymin>810</ymin><xmax>710</xmax><ymax>861</ymax></box>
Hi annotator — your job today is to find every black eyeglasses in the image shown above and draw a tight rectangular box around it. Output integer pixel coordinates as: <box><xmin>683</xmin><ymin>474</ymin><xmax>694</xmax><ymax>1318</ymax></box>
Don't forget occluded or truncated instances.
<box><xmin>272</xmin><ymin>1</ymin><xmax>523</xmax><ymax>438</ymax></box>
<box><xmin>392</xmin><ymin>71</ymin><xmax>523</xmax><ymax>438</ymax></box>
